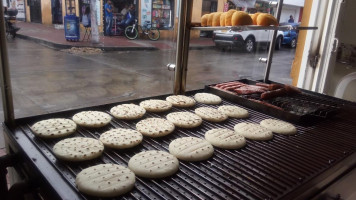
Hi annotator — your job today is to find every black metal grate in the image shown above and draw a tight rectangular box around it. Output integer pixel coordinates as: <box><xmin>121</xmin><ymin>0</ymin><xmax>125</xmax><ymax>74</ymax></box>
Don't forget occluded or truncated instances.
<box><xmin>15</xmin><ymin>90</ymin><xmax>356</xmax><ymax>200</ymax></box>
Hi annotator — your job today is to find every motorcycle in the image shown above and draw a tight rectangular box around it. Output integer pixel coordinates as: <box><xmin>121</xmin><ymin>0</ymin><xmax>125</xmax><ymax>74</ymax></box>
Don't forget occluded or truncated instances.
<box><xmin>4</xmin><ymin>8</ymin><xmax>20</xmax><ymax>38</ymax></box>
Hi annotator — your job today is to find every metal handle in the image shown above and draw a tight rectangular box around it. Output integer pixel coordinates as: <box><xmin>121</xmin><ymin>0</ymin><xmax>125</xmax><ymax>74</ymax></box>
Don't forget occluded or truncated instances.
<box><xmin>259</xmin><ymin>58</ymin><xmax>268</xmax><ymax>63</ymax></box>
<box><xmin>333</xmin><ymin>38</ymin><xmax>339</xmax><ymax>53</ymax></box>
<box><xmin>173</xmin><ymin>0</ymin><xmax>193</xmax><ymax>95</ymax></box>
<box><xmin>167</xmin><ymin>63</ymin><xmax>176</xmax><ymax>71</ymax></box>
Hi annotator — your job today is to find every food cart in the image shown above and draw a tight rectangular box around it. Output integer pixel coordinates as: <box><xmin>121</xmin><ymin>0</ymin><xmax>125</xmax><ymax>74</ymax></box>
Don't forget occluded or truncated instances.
<box><xmin>0</xmin><ymin>0</ymin><xmax>355</xmax><ymax>199</ymax></box>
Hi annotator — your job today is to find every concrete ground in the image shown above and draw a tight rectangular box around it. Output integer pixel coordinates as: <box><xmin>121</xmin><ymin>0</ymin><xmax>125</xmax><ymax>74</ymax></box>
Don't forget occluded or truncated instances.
<box><xmin>0</xmin><ymin>38</ymin><xmax>295</xmax><ymax>150</ymax></box>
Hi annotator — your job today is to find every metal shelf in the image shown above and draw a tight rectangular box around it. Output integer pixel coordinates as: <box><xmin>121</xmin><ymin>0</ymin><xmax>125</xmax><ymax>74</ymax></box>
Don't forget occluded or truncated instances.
<box><xmin>190</xmin><ymin>25</ymin><xmax>317</xmax><ymax>31</ymax></box>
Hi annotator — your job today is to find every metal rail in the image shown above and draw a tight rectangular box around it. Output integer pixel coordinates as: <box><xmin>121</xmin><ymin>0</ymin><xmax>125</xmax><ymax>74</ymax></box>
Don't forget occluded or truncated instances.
<box><xmin>0</xmin><ymin>3</ymin><xmax>15</xmax><ymax>125</ymax></box>
<box><xmin>191</xmin><ymin>25</ymin><xmax>290</xmax><ymax>31</ymax></box>
<box><xmin>190</xmin><ymin>26</ymin><xmax>317</xmax><ymax>31</ymax></box>
<box><xmin>173</xmin><ymin>0</ymin><xmax>193</xmax><ymax>94</ymax></box>
<box><xmin>264</xmin><ymin>0</ymin><xmax>284</xmax><ymax>82</ymax></box>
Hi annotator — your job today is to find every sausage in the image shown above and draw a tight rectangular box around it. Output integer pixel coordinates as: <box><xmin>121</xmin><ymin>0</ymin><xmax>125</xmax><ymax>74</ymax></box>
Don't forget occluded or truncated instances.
<box><xmin>217</xmin><ymin>82</ymin><xmax>245</xmax><ymax>89</ymax></box>
<box><xmin>255</xmin><ymin>82</ymin><xmax>270</xmax><ymax>88</ymax></box>
<box><xmin>268</xmin><ymin>84</ymin><xmax>284</xmax><ymax>90</ymax></box>
<box><xmin>284</xmin><ymin>85</ymin><xmax>302</xmax><ymax>94</ymax></box>
<box><xmin>261</xmin><ymin>88</ymin><xmax>287</xmax><ymax>100</ymax></box>
<box><xmin>224</xmin><ymin>85</ymin><xmax>245</xmax><ymax>91</ymax></box>
<box><xmin>221</xmin><ymin>83</ymin><xmax>245</xmax><ymax>90</ymax></box>
<box><xmin>215</xmin><ymin>81</ymin><xmax>244</xmax><ymax>87</ymax></box>
<box><xmin>249</xmin><ymin>99</ymin><xmax>284</xmax><ymax>110</ymax></box>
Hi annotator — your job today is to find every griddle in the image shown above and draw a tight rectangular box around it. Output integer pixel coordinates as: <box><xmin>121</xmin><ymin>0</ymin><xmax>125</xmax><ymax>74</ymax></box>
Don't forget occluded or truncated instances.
<box><xmin>3</xmin><ymin>89</ymin><xmax>356</xmax><ymax>200</ymax></box>
<box><xmin>206</xmin><ymin>79</ymin><xmax>344</xmax><ymax>125</ymax></box>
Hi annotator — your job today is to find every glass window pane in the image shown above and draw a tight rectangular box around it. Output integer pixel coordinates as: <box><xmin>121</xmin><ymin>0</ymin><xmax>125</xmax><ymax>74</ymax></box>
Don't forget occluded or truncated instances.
<box><xmin>3</xmin><ymin>0</ymin><xmax>177</xmax><ymax>119</ymax></box>
<box><xmin>187</xmin><ymin>0</ymin><xmax>304</xmax><ymax>90</ymax></box>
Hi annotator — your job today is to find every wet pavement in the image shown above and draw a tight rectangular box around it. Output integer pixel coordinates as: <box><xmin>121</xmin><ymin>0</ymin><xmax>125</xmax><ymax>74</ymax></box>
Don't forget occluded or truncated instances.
<box><xmin>0</xmin><ymin>38</ymin><xmax>295</xmax><ymax>148</ymax></box>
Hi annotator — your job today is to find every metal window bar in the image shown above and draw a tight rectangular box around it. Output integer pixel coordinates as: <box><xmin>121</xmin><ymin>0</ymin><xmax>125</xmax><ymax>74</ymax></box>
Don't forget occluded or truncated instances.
<box><xmin>264</xmin><ymin>0</ymin><xmax>284</xmax><ymax>82</ymax></box>
<box><xmin>0</xmin><ymin>3</ymin><xmax>15</xmax><ymax>125</ymax></box>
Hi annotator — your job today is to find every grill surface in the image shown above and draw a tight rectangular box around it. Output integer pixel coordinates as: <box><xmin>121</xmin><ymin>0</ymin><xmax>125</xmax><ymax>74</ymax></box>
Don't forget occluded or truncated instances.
<box><xmin>8</xmin><ymin>90</ymin><xmax>356</xmax><ymax>200</ymax></box>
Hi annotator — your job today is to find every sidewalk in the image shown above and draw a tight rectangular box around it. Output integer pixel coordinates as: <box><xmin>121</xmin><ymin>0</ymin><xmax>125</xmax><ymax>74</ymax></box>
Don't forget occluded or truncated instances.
<box><xmin>15</xmin><ymin>22</ymin><xmax>215</xmax><ymax>51</ymax></box>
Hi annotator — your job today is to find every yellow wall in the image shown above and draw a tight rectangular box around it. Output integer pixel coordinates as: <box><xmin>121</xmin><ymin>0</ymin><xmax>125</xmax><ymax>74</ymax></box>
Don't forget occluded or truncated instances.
<box><xmin>191</xmin><ymin>0</ymin><xmax>226</xmax><ymax>23</ymax></box>
<box><xmin>190</xmin><ymin>0</ymin><xmax>226</xmax><ymax>38</ymax></box>
<box><xmin>192</xmin><ymin>0</ymin><xmax>203</xmax><ymax>23</ymax></box>
<box><xmin>24</xmin><ymin>0</ymin><xmax>81</xmax><ymax>25</ymax></box>
<box><xmin>291</xmin><ymin>0</ymin><xmax>313</xmax><ymax>86</ymax></box>
<box><xmin>25</xmin><ymin>0</ymin><xmax>30</xmax><ymax>22</ymax></box>
<box><xmin>217</xmin><ymin>0</ymin><xmax>227</xmax><ymax>12</ymax></box>
<box><xmin>41</xmin><ymin>0</ymin><xmax>52</xmax><ymax>25</ymax></box>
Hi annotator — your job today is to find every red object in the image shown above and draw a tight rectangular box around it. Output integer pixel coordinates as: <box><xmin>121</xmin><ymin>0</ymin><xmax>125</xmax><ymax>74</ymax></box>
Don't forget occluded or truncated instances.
<box><xmin>234</xmin><ymin>85</ymin><xmax>268</xmax><ymax>94</ymax></box>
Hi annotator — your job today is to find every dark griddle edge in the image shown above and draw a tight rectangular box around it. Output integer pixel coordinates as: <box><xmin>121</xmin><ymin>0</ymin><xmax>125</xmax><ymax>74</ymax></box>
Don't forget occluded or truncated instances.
<box><xmin>4</xmin><ymin>89</ymin><xmax>356</xmax><ymax>200</ymax></box>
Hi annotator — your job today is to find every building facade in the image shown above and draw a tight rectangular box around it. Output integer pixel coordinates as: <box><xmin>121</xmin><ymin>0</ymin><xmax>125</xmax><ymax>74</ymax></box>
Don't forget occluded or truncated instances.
<box><xmin>21</xmin><ymin>0</ymin><xmax>303</xmax><ymax>38</ymax></box>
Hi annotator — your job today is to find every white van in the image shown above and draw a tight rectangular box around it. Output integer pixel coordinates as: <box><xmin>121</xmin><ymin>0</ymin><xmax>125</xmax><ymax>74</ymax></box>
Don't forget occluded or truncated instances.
<box><xmin>213</xmin><ymin>29</ymin><xmax>284</xmax><ymax>53</ymax></box>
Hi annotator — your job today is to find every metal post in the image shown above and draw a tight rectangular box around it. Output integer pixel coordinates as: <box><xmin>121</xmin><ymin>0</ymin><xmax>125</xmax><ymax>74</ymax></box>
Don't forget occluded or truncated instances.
<box><xmin>0</xmin><ymin>4</ymin><xmax>15</xmax><ymax>125</ymax></box>
<box><xmin>173</xmin><ymin>0</ymin><xmax>193</xmax><ymax>94</ymax></box>
<box><xmin>264</xmin><ymin>0</ymin><xmax>284</xmax><ymax>82</ymax></box>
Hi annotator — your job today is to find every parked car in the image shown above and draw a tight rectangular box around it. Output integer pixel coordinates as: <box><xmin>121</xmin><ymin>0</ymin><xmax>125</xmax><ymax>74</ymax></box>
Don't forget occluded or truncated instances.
<box><xmin>280</xmin><ymin>22</ymin><xmax>299</xmax><ymax>48</ymax></box>
<box><xmin>212</xmin><ymin>29</ymin><xmax>284</xmax><ymax>53</ymax></box>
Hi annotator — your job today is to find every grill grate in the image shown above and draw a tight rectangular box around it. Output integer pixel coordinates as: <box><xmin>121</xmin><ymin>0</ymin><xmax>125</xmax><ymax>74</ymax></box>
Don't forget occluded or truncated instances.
<box><xmin>14</xmin><ymin>90</ymin><xmax>356</xmax><ymax>200</ymax></box>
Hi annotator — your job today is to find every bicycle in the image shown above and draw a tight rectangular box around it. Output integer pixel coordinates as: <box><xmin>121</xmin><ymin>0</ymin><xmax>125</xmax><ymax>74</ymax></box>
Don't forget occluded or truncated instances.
<box><xmin>124</xmin><ymin>19</ymin><xmax>160</xmax><ymax>41</ymax></box>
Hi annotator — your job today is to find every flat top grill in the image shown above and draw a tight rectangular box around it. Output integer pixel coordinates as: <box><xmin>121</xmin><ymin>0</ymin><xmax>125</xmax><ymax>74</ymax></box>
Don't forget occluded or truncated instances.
<box><xmin>8</xmin><ymin>90</ymin><xmax>356</xmax><ymax>200</ymax></box>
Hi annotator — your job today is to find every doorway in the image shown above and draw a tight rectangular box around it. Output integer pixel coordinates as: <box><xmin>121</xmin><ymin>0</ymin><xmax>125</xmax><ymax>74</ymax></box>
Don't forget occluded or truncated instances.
<box><xmin>52</xmin><ymin>0</ymin><xmax>63</xmax><ymax>24</ymax></box>
<box><xmin>29</xmin><ymin>0</ymin><xmax>42</xmax><ymax>23</ymax></box>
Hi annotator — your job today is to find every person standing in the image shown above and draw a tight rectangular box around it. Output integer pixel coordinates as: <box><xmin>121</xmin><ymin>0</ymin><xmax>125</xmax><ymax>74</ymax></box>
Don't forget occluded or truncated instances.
<box><xmin>288</xmin><ymin>15</ymin><xmax>294</xmax><ymax>23</ymax></box>
<box><xmin>82</xmin><ymin>6</ymin><xmax>91</xmax><ymax>27</ymax></box>
<box><xmin>105</xmin><ymin>0</ymin><xmax>113</xmax><ymax>36</ymax></box>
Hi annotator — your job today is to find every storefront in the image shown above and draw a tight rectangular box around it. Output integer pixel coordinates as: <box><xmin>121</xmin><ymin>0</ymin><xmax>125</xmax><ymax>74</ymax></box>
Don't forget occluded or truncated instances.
<box><xmin>22</xmin><ymin>0</ymin><xmax>228</xmax><ymax>38</ymax></box>
<box><xmin>102</xmin><ymin>0</ymin><xmax>175</xmax><ymax>37</ymax></box>
<box><xmin>143</xmin><ymin>0</ymin><xmax>174</xmax><ymax>29</ymax></box>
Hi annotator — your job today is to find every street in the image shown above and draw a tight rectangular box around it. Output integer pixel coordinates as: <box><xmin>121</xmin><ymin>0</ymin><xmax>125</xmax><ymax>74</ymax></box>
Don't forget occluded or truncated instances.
<box><xmin>2</xmin><ymin>38</ymin><xmax>295</xmax><ymax>120</ymax></box>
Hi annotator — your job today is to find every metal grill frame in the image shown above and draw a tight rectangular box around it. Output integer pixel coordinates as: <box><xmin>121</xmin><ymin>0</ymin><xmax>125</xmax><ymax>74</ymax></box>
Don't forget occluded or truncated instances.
<box><xmin>3</xmin><ymin>89</ymin><xmax>356</xmax><ymax>200</ymax></box>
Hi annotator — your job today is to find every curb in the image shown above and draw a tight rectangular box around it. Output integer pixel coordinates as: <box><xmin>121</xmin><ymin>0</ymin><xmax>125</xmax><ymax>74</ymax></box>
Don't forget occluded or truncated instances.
<box><xmin>16</xmin><ymin>34</ymin><xmax>159</xmax><ymax>51</ymax></box>
<box><xmin>17</xmin><ymin>34</ymin><xmax>216</xmax><ymax>51</ymax></box>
